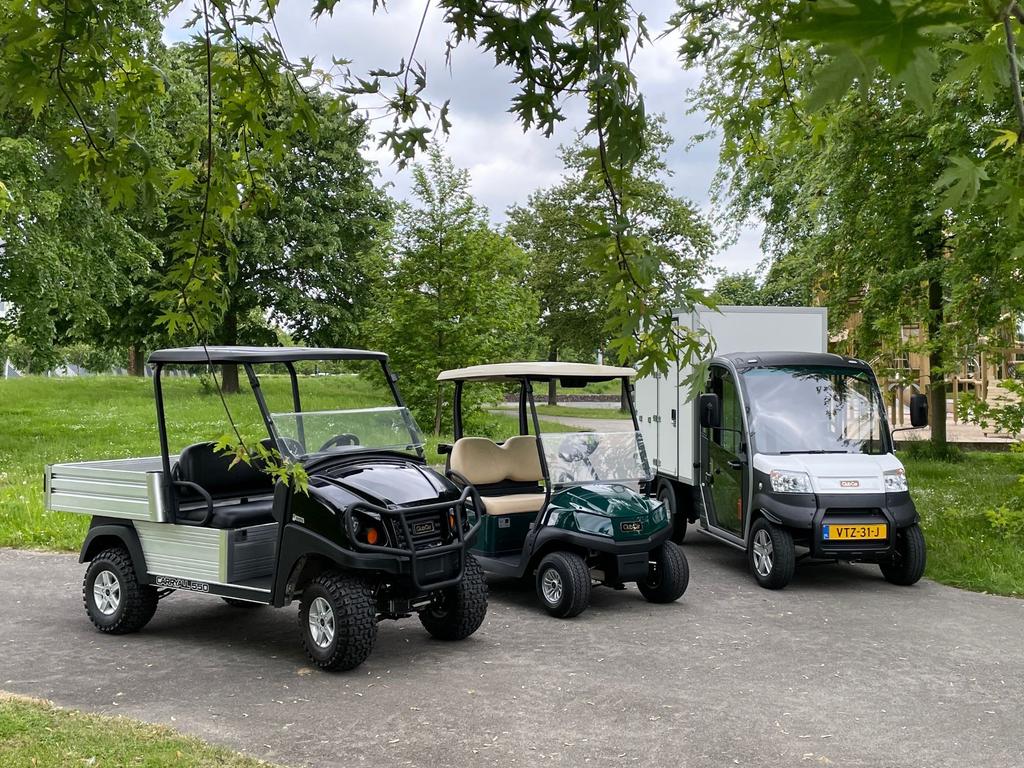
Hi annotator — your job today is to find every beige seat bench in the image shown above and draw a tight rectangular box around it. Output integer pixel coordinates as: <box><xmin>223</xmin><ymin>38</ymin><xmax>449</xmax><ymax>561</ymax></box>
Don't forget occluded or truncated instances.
<box><xmin>450</xmin><ymin>436</ymin><xmax>546</xmax><ymax>516</ymax></box>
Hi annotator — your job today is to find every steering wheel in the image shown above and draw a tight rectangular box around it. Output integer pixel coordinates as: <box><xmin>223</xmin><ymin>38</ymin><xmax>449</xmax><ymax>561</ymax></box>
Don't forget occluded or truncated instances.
<box><xmin>319</xmin><ymin>433</ymin><xmax>361</xmax><ymax>452</ymax></box>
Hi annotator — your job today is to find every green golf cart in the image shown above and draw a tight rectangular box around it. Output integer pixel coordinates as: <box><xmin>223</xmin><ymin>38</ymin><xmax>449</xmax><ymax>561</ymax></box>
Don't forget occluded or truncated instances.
<box><xmin>436</xmin><ymin>362</ymin><xmax>688</xmax><ymax>618</ymax></box>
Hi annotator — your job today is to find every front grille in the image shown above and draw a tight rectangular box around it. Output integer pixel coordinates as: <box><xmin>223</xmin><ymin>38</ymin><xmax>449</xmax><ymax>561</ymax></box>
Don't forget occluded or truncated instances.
<box><xmin>391</xmin><ymin>509</ymin><xmax>448</xmax><ymax>550</ymax></box>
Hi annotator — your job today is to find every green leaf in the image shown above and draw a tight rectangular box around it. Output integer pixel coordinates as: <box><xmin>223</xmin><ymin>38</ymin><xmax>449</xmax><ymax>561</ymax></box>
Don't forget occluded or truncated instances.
<box><xmin>934</xmin><ymin>155</ymin><xmax>989</xmax><ymax>210</ymax></box>
<box><xmin>806</xmin><ymin>49</ymin><xmax>869</xmax><ymax>112</ymax></box>
<box><xmin>987</xmin><ymin>129</ymin><xmax>1020</xmax><ymax>154</ymax></box>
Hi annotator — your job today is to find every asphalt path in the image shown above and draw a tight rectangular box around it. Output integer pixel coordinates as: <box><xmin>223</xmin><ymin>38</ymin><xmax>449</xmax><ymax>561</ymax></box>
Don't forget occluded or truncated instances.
<box><xmin>1</xmin><ymin>542</ymin><xmax>1022</xmax><ymax>768</ymax></box>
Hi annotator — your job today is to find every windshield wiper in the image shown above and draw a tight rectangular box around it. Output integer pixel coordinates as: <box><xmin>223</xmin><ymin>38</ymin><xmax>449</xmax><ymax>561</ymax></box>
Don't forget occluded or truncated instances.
<box><xmin>778</xmin><ymin>450</ymin><xmax>851</xmax><ymax>455</ymax></box>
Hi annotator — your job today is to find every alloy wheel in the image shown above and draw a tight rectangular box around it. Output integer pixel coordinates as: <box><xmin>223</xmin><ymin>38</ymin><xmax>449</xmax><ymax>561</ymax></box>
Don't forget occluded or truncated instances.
<box><xmin>308</xmin><ymin>596</ymin><xmax>336</xmax><ymax>648</ymax></box>
<box><xmin>92</xmin><ymin>570</ymin><xmax>121</xmax><ymax>616</ymax></box>
<box><xmin>752</xmin><ymin>529</ymin><xmax>774</xmax><ymax>577</ymax></box>
<box><xmin>540</xmin><ymin>567</ymin><xmax>563</xmax><ymax>604</ymax></box>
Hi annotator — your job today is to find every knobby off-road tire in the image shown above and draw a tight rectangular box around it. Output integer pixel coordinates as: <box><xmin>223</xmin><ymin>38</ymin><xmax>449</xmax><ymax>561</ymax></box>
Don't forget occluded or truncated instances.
<box><xmin>658</xmin><ymin>482</ymin><xmax>686</xmax><ymax>544</ymax></box>
<box><xmin>637</xmin><ymin>541</ymin><xmax>690</xmax><ymax>603</ymax></box>
<box><xmin>535</xmin><ymin>551</ymin><xmax>591</xmax><ymax>618</ymax></box>
<box><xmin>419</xmin><ymin>555</ymin><xmax>488</xmax><ymax>641</ymax></box>
<box><xmin>748</xmin><ymin>517</ymin><xmax>796</xmax><ymax>590</ymax></box>
<box><xmin>83</xmin><ymin>547</ymin><xmax>158</xmax><ymax>634</ymax></box>
<box><xmin>298</xmin><ymin>572</ymin><xmax>377</xmax><ymax>672</ymax></box>
<box><xmin>879</xmin><ymin>523</ymin><xmax>927</xmax><ymax>586</ymax></box>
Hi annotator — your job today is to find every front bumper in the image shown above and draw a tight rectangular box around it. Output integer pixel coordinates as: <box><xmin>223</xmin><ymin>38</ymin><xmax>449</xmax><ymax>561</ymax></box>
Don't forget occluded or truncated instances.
<box><xmin>754</xmin><ymin>490</ymin><xmax>918</xmax><ymax>560</ymax></box>
<box><xmin>533</xmin><ymin>521</ymin><xmax>672</xmax><ymax>558</ymax></box>
<box><xmin>343</xmin><ymin>485</ymin><xmax>484</xmax><ymax>592</ymax></box>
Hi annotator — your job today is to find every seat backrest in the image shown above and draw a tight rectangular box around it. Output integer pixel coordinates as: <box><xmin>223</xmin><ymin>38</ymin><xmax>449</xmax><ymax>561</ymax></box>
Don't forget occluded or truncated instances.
<box><xmin>450</xmin><ymin>436</ymin><xmax>543</xmax><ymax>486</ymax></box>
<box><xmin>175</xmin><ymin>441</ymin><xmax>274</xmax><ymax>499</ymax></box>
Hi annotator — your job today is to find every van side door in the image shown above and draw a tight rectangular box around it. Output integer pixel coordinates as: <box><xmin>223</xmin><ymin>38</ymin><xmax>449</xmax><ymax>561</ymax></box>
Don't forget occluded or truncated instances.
<box><xmin>700</xmin><ymin>365</ymin><xmax>747</xmax><ymax>537</ymax></box>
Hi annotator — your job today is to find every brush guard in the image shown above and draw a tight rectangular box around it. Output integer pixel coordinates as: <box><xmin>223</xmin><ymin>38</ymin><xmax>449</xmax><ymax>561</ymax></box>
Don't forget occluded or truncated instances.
<box><xmin>342</xmin><ymin>485</ymin><xmax>483</xmax><ymax>592</ymax></box>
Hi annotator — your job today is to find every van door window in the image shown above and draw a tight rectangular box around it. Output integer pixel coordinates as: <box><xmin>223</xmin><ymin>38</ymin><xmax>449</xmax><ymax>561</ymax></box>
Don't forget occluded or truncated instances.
<box><xmin>705</xmin><ymin>367</ymin><xmax>745</xmax><ymax>535</ymax></box>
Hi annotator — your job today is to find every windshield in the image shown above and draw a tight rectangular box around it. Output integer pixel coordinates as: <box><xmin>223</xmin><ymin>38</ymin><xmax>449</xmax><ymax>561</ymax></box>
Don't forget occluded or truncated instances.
<box><xmin>540</xmin><ymin>431</ymin><xmax>651</xmax><ymax>486</ymax></box>
<box><xmin>270</xmin><ymin>406</ymin><xmax>424</xmax><ymax>458</ymax></box>
<box><xmin>743</xmin><ymin>366</ymin><xmax>888</xmax><ymax>455</ymax></box>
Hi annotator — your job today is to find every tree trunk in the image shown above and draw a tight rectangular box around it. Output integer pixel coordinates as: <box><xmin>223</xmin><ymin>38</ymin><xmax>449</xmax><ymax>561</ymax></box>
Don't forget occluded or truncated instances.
<box><xmin>927</xmin><ymin>275</ymin><xmax>947</xmax><ymax>448</ymax></box>
<box><xmin>547</xmin><ymin>343</ymin><xmax>558</xmax><ymax>406</ymax></box>
<box><xmin>127</xmin><ymin>344</ymin><xmax>144</xmax><ymax>377</ymax></box>
<box><xmin>221</xmin><ymin>306</ymin><xmax>240</xmax><ymax>394</ymax></box>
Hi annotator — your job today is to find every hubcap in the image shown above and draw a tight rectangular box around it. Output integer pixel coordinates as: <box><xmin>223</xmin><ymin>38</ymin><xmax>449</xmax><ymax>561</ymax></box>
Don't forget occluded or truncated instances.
<box><xmin>752</xmin><ymin>529</ymin><xmax>774</xmax><ymax>577</ymax></box>
<box><xmin>659</xmin><ymin>488</ymin><xmax>672</xmax><ymax>511</ymax></box>
<box><xmin>540</xmin><ymin>567</ymin><xmax>563</xmax><ymax>605</ymax></box>
<box><xmin>93</xmin><ymin>570</ymin><xmax>121</xmax><ymax>616</ymax></box>
<box><xmin>308</xmin><ymin>597</ymin><xmax>335</xmax><ymax>649</ymax></box>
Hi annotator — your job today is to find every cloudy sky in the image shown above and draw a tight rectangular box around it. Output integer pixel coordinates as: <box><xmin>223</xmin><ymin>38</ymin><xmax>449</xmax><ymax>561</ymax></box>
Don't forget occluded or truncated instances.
<box><xmin>167</xmin><ymin>0</ymin><xmax>764</xmax><ymax>282</ymax></box>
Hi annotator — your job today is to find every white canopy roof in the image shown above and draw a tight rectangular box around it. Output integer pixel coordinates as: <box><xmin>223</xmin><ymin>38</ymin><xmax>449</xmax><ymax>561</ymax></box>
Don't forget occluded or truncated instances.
<box><xmin>437</xmin><ymin>361</ymin><xmax>636</xmax><ymax>382</ymax></box>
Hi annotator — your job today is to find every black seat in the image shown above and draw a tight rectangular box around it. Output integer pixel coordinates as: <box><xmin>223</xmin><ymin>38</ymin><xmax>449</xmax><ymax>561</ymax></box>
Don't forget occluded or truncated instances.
<box><xmin>174</xmin><ymin>442</ymin><xmax>276</xmax><ymax>528</ymax></box>
<box><xmin>206</xmin><ymin>499</ymin><xmax>276</xmax><ymax>529</ymax></box>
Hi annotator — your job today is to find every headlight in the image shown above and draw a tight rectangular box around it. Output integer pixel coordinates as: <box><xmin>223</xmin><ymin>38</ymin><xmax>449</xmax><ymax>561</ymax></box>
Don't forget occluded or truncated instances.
<box><xmin>575</xmin><ymin>512</ymin><xmax>613</xmax><ymax>536</ymax></box>
<box><xmin>351</xmin><ymin>511</ymin><xmax>384</xmax><ymax>545</ymax></box>
<box><xmin>884</xmin><ymin>468</ymin><xmax>908</xmax><ymax>492</ymax></box>
<box><xmin>769</xmin><ymin>469</ymin><xmax>812</xmax><ymax>494</ymax></box>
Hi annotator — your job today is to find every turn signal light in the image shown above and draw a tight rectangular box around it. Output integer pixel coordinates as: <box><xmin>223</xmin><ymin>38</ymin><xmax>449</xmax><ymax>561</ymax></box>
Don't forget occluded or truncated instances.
<box><xmin>365</xmin><ymin>526</ymin><xmax>380</xmax><ymax>545</ymax></box>
<box><xmin>448</xmin><ymin>511</ymin><xmax>457</xmax><ymax>530</ymax></box>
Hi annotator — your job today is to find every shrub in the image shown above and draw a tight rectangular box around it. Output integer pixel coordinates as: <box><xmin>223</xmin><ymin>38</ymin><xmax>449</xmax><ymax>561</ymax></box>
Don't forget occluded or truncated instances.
<box><xmin>901</xmin><ymin>439</ymin><xmax>963</xmax><ymax>463</ymax></box>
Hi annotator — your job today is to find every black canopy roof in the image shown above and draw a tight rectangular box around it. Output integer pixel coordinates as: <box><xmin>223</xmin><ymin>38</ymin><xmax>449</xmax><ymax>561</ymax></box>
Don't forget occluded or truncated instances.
<box><xmin>722</xmin><ymin>351</ymin><xmax>870</xmax><ymax>370</ymax></box>
<box><xmin>148</xmin><ymin>346</ymin><xmax>388</xmax><ymax>365</ymax></box>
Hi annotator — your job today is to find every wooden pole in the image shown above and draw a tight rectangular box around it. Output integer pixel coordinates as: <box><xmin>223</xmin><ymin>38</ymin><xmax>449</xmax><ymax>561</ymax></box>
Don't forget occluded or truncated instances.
<box><xmin>952</xmin><ymin>376</ymin><xmax>959</xmax><ymax>424</ymax></box>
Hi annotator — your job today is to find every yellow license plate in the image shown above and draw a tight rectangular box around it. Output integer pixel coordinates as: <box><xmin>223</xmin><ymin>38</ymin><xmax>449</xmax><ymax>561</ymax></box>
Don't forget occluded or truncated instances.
<box><xmin>823</xmin><ymin>523</ymin><xmax>887</xmax><ymax>541</ymax></box>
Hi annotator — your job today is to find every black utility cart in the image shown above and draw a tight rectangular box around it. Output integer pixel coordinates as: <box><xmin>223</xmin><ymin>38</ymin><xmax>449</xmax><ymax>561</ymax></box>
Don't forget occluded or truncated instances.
<box><xmin>46</xmin><ymin>347</ymin><xmax>487</xmax><ymax>671</ymax></box>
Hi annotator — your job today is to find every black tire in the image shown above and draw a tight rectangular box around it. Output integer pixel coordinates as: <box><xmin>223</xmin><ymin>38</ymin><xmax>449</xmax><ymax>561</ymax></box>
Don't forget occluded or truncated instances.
<box><xmin>83</xmin><ymin>547</ymin><xmax>158</xmax><ymax>634</ymax></box>
<box><xmin>298</xmin><ymin>572</ymin><xmax>377</xmax><ymax>671</ymax></box>
<box><xmin>419</xmin><ymin>555</ymin><xmax>489</xmax><ymax>640</ymax></box>
<box><xmin>535</xmin><ymin>551</ymin><xmax>591</xmax><ymax>618</ymax></box>
<box><xmin>221</xmin><ymin>597</ymin><xmax>264</xmax><ymax>608</ymax></box>
<box><xmin>637</xmin><ymin>542</ymin><xmax>690</xmax><ymax>603</ymax></box>
<box><xmin>748</xmin><ymin>517</ymin><xmax>796</xmax><ymax>590</ymax></box>
<box><xmin>659</xmin><ymin>481</ymin><xmax>686</xmax><ymax>544</ymax></box>
<box><xmin>879</xmin><ymin>524</ymin><xmax>927</xmax><ymax>586</ymax></box>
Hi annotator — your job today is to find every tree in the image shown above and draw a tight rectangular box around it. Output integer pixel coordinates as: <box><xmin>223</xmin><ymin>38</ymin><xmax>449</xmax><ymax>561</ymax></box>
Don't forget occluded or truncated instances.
<box><xmin>213</xmin><ymin>89</ymin><xmax>391</xmax><ymax>392</ymax></box>
<box><xmin>710</xmin><ymin>272</ymin><xmax>762</xmax><ymax>306</ymax></box>
<box><xmin>364</xmin><ymin>146</ymin><xmax>540</xmax><ymax>426</ymax></box>
<box><xmin>676</xmin><ymin>1</ymin><xmax>1024</xmax><ymax>448</ymax></box>
<box><xmin>759</xmin><ymin>252</ymin><xmax>818</xmax><ymax>307</ymax></box>
<box><xmin>506</xmin><ymin>119</ymin><xmax>715</xmax><ymax>404</ymax></box>
<box><xmin>0</xmin><ymin>133</ymin><xmax>156</xmax><ymax>364</ymax></box>
<box><xmin>0</xmin><ymin>0</ymin><xmax>711</xmax><ymax>383</ymax></box>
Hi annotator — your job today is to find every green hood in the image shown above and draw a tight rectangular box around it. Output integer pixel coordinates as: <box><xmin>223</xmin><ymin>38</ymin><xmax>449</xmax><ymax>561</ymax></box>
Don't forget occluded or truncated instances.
<box><xmin>546</xmin><ymin>484</ymin><xmax>668</xmax><ymax>540</ymax></box>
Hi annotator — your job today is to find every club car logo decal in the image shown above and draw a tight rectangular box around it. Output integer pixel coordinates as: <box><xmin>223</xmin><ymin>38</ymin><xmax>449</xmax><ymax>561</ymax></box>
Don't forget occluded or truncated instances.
<box><xmin>154</xmin><ymin>576</ymin><xmax>210</xmax><ymax>593</ymax></box>
<box><xmin>840</xmin><ymin>480</ymin><xmax>860</xmax><ymax>488</ymax></box>
<box><xmin>413</xmin><ymin>521</ymin><xmax>437</xmax><ymax>536</ymax></box>
<box><xmin>620</xmin><ymin>520</ymin><xmax>643</xmax><ymax>533</ymax></box>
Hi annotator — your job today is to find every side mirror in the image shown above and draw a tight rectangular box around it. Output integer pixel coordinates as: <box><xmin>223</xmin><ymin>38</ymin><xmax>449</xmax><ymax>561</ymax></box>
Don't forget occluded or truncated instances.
<box><xmin>909</xmin><ymin>393</ymin><xmax>929</xmax><ymax>428</ymax></box>
<box><xmin>437</xmin><ymin>443</ymin><xmax>453</xmax><ymax>456</ymax></box>
<box><xmin>699</xmin><ymin>393</ymin><xmax>722</xmax><ymax>429</ymax></box>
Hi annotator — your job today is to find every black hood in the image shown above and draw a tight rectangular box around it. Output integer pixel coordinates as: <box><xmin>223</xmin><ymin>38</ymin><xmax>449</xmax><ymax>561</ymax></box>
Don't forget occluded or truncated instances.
<box><xmin>309</xmin><ymin>456</ymin><xmax>460</xmax><ymax>511</ymax></box>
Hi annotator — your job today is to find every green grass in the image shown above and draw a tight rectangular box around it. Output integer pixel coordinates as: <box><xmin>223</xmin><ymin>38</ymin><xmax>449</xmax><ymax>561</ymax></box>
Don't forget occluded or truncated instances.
<box><xmin>0</xmin><ymin>692</ymin><xmax>280</xmax><ymax>767</ymax></box>
<box><xmin>903</xmin><ymin>450</ymin><xmax>1024</xmax><ymax>597</ymax></box>
<box><xmin>0</xmin><ymin>375</ymin><xmax>571</xmax><ymax>551</ymax></box>
<box><xmin>491</xmin><ymin>404</ymin><xmax>630</xmax><ymax>420</ymax></box>
<box><xmin>535</xmin><ymin>404</ymin><xmax>629</xmax><ymax>420</ymax></box>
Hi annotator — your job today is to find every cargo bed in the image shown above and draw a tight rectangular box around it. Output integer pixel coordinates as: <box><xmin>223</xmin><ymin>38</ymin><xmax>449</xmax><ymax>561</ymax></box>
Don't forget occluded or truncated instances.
<box><xmin>45</xmin><ymin>457</ymin><xmax>170</xmax><ymax>523</ymax></box>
